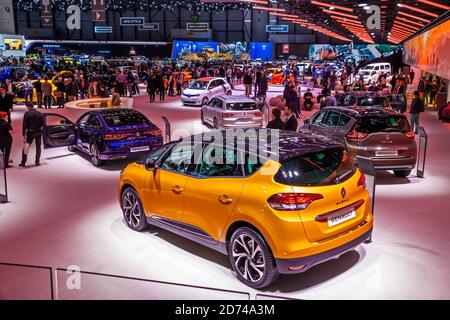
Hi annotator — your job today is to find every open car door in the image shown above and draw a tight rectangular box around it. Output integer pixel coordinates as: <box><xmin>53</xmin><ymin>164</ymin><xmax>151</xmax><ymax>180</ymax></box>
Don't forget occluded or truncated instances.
<box><xmin>42</xmin><ymin>113</ymin><xmax>77</xmax><ymax>149</ymax></box>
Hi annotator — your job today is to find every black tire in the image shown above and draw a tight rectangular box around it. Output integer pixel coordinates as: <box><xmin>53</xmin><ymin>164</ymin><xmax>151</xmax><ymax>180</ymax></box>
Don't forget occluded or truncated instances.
<box><xmin>68</xmin><ymin>145</ymin><xmax>75</xmax><ymax>152</ymax></box>
<box><xmin>200</xmin><ymin>111</ymin><xmax>205</xmax><ymax>125</ymax></box>
<box><xmin>226</xmin><ymin>90</ymin><xmax>232</xmax><ymax>95</ymax></box>
<box><xmin>121</xmin><ymin>187</ymin><xmax>148</xmax><ymax>231</ymax></box>
<box><xmin>228</xmin><ymin>227</ymin><xmax>278</xmax><ymax>289</ymax></box>
<box><xmin>90</xmin><ymin>143</ymin><xmax>104</xmax><ymax>167</ymax></box>
<box><xmin>202</xmin><ymin>97</ymin><xmax>209</xmax><ymax>106</ymax></box>
<box><xmin>394</xmin><ymin>169</ymin><xmax>411</xmax><ymax>178</ymax></box>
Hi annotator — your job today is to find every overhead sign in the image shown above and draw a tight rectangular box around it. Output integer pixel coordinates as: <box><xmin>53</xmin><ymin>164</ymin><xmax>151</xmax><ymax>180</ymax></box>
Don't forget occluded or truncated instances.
<box><xmin>266</xmin><ymin>25</ymin><xmax>289</xmax><ymax>33</ymax></box>
<box><xmin>91</xmin><ymin>0</ymin><xmax>106</xmax><ymax>22</ymax></box>
<box><xmin>95</xmin><ymin>26</ymin><xmax>113</xmax><ymax>33</ymax></box>
<box><xmin>41</xmin><ymin>0</ymin><xmax>53</xmax><ymax>27</ymax></box>
<box><xmin>186</xmin><ymin>23</ymin><xmax>209</xmax><ymax>32</ymax></box>
<box><xmin>120</xmin><ymin>17</ymin><xmax>145</xmax><ymax>26</ymax></box>
<box><xmin>139</xmin><ymin>23</ymin><xmax>159</xmax><ymax>31</ymax></box>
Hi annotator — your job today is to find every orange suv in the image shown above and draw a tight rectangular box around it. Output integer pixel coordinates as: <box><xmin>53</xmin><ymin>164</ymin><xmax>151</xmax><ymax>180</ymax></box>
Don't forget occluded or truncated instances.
<box><xmin>118</xmin><ymin>129</ymin><xmax>373</xmax><ymax>288</ymax></box>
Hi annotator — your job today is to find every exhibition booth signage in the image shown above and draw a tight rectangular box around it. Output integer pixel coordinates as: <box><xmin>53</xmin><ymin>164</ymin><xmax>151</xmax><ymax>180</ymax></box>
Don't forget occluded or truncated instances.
<box><xmin>120</xmin><ymin>17</ymin><xmax>145</xmax><ymax>26</ymax></box>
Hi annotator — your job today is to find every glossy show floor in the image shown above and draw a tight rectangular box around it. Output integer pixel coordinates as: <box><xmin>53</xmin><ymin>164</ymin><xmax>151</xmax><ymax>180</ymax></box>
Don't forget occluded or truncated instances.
<box><xmin>0</xmin><ymin>88</ymin><xmax>449</xmax><ymax>299</ymax></box>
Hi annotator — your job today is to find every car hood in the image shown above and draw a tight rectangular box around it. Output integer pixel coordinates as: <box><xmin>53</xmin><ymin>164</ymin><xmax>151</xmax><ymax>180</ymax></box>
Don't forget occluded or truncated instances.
<box><xmin>183</xmin><ymin>88</ymin><xmax>205</xmax><ymax>96</ymax></box>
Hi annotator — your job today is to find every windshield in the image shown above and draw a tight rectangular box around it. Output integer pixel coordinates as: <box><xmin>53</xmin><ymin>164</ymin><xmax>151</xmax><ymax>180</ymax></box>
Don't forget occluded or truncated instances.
<box><xmin>102</xmin><ymin>111</ymin><xmax>149</xmax><ymax>127</ymax></box>
<box><xmin>226</xmin><ymin>102</ymin><xmax>257</xmax><ymax>111</ymax></box>
<box><xmin>274</xmin><ymin>149</ymin><xmax>355</xmax><ymax>186</ymax></box>
<box><xmin>357</xmin><ymin>115</ymin><xmax>410</xmax><ymax>134</ymax></box>
<box><xmin>189</xmin><ymin>81</ymin><xmax>209</xmax><ymax>90</ymax></box>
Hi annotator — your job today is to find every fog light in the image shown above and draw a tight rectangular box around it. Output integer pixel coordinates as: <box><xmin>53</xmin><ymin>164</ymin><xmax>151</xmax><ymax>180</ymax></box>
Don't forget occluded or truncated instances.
<box><xmin>288</xmin><ymin>265</ymin><xmax>306</xmax><ymax>271</ymax></box>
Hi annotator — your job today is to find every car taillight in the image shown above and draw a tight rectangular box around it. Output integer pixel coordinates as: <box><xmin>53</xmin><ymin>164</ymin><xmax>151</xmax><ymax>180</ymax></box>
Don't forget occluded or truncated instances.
<box><xmin>144</xmin><ymin>129</ymin><xmax>162</xmax><ymax>137</ymax></box>
<box><xmin>267</xmin><ymin>193</ymin><xmax>323</xmax><ymax>211</ymax></box>
<box><xmin>222</xmin><ymin>112</ymin><xmax>234</xmax><ymax>117</ymax></box>
<box><xmin>254</xmin><ymin>111</ymin><xmax>263</xmax><ymax>116</ymax></box>
<box><xmin>404</xmin><ymin>131</ymin><xmax>415</xmax><ymax>139</ymax></box>
<box><xmin>104</xmin><ymin>134</ymin><xmax>126</xmax><ymax>140</ymax></box>
<box><xmin>357</xmin><ymin>172</ymin><xmax>366</xmax><ymax>187</ymax></box>
<box><xmin>346</xmin><ymin>129</ymin><xmax>368</xmax><ymax>141</ymax></box>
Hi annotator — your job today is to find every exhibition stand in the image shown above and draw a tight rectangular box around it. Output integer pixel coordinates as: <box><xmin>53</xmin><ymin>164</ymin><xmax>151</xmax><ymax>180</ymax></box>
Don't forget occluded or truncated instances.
<box><xmin>417</xmin><ymin>126</ymin><xmax>428</xmax><ymax>178</ymax></box>
<box><xmin>0</xmin><ymin>151</ymin><xmax>8</xmax><ymax>203</ymax></box>
<box><xmin>64</xmin><ymin>97</ymin><xmax>134</xmax><ymax>110</ymax></box>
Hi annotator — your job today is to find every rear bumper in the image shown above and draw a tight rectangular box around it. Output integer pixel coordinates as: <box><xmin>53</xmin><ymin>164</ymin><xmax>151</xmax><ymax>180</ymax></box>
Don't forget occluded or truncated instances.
<box><xmin>275</xmin><ymin>228</ymin><xmax>372</xmax><ymax>274</ymax></box>
<box><xmin>100</xmin><ymin>142</ymin><xmax>163</xmax><ymax>160</ymax></box>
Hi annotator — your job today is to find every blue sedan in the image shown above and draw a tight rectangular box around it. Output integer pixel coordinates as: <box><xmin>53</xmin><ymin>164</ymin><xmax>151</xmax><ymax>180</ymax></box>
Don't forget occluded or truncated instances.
<box><xmin>42</xmin><ymin>109</ymin><xmax>163</xmax><ymax>166</ymax></box>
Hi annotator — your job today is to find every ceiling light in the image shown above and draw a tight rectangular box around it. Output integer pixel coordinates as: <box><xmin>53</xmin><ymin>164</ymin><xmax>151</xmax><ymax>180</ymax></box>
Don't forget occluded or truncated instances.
<box><xmin>329</xmin><ymin>7</ymin><xmax>335</xmax><ymax>10</ymax></box>
<box><xmin>397</xmin><ymin>3</ymin><xmax>403</xmax><ymax>7</ymax></box>
<box><xmin>357</xmin><ymin>3</ymin><xmax>368</xmax><ymax>7</ymax></box>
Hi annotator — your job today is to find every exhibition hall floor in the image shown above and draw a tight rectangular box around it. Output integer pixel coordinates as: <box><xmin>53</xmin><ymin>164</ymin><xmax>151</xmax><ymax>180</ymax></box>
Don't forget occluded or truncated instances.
<box><xmin>1</xmin><ymin>91</ymin><xmax>449</xmax><ymax>300</ymax></box>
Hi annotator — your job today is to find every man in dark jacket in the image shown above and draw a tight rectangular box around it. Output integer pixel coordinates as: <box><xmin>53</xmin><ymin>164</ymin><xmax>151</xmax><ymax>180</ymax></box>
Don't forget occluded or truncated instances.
<box><xmin>0</xmin><ymin>86</ymin><xmax>14</xmax><ymax>124</ymax></box>
<box><xmin>410</xmin><ymin>91</ymin><xmax>424</xmax><ymax>134</ymax></box>
<box><xmin>20</xmin><ymin>102</ymin><xmax>44</xmax><ymax>167</ymax></box>
<box><xmin>283</xmin><ymin>106</ymin><xmax>298</xmax><ymax>132</ymax></box>
<box><xmin>417</xmin><ymin>77</ymin><xmax>426</xmax><ymax>102</ymax></box>
<box><xmin>267</xmin><ymin>108</ymin><xmax>284</xmax><ymax>130</ymax></box>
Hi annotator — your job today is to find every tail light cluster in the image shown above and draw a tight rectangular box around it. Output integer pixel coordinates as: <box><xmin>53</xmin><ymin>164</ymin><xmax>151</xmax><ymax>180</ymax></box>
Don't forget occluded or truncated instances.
<box><xmin>357</xmin><ymin>172</ymin><xmax>366</xmax><ymax>187</ymax></box>
<box><xmin>346</xmin><ymin>129</ymin><xmax>368</xmax><ymax>141</ymax></box>
<box><xmin>404</xmin><ymin>131</ymin><xmax>415</xmax><ymax>139</ymax></box>
<box><xmin>144</xmin><ymin>129</ymin><xmax>163</xmax><ymax>137</ymax></box>
<box><xmin>267</xmin><ymin>193</ymin><xmax>323</xmax><ymax>211</ymax></box>
<box><xmin>104</xmin><ymin>134</ymin><xmax>126</xmax><ymax>141</ymax></box>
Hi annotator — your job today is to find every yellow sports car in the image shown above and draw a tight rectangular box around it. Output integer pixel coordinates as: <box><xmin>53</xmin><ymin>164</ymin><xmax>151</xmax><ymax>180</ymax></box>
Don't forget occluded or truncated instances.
<box><xmin>5</xmin><ymin>39</ymin><xmax>23</xmax><ymax>51</ymax></box>
<box><xmin>118</xmin><ymin>130</ymin><xmax>373</xmax><ymax>288</ymax></box>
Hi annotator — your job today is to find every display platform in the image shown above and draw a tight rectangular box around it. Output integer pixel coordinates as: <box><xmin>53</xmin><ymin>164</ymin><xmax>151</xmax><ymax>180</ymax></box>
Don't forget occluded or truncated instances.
<box><xmin>65</xmin><ymin>97</ymin><xmax>134</xmax><ymax>110</ymax></box>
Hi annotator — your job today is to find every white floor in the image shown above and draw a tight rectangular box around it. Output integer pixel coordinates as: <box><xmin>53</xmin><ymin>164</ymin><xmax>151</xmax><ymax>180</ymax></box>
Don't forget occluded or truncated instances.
<box><xmin>0</xmin><ymin>90</ymin><xmax>449</xmax><ymax>299</ymax></box>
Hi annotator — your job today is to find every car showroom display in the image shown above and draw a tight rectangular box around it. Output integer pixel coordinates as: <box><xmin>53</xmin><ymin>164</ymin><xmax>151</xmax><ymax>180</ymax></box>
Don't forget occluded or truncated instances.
<box><xmin>182</xmin><ymin>77</ymin><xmax>232</xmax><ymax>106</ymax></box>
<box><xmin>201</xmin><ymin>95</ymin><xmax>264</xmax><ymax>129</ymax></box>
<box><xmin>118</xmin><ymin>130</ymin><xmax>373</xmax><ymax>288</ymax></box>
<box><xmin>42</xmin><ymin>109</ymin><xmax>163</xmax><ymax>166</ymax></box>
<box><xmin>302</xmin><ymin>107</ymin><xmax>417</xmax><ymax>177</ymax></box>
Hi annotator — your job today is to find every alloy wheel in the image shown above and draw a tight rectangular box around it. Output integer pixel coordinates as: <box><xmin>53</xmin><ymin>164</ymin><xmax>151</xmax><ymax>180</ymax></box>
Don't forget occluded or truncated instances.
<box><xmin>122</xmin><ymin>191</ymin><xmax>142</xmax><ymax>228</ymax></box>
<box><xmin>231</xmin><ymin>233</ymin><xmax>265</xmax><ymax>283</ymax></box>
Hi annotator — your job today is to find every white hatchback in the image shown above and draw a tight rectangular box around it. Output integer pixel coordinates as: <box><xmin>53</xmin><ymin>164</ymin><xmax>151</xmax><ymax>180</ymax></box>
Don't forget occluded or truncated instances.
<box><xmin>181</xmin><ymin>77</ymin><xmax>232</xmax><ymax>106</ymax></box>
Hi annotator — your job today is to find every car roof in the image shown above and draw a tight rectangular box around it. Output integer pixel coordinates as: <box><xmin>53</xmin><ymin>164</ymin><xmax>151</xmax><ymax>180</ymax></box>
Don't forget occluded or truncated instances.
<box><xmin>185</xmin><ymin>129</ymin><xmax>342</xmax><ymax>162</ymax></box>
<box><xmin>217</xmin><ymin>95</ymin><xmax>255</xmax><ymax>103</ymax></box>
<box><xmin>323</xmin><ymin>106</ymin><xmax>399</xmax><ymax>118</ymax></box>
<box><xmin>90</xmin><ymin>108</ymin><xmax>142</xmax><ymax>117</ymax></box>
<box><xmin>198</xmin><ymin>77</ymin><xmax>223</xmax><ymax>81</ymax></box>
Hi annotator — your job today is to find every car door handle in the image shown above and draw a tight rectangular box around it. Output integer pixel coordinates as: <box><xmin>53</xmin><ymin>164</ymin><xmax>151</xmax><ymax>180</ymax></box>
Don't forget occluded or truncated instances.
<box><xmin>218</xmin><ymin>195</ymin><xmax>233</xmax><ymax>204</ymax></box>
<box><xmin>171</xmin><ymin>185</ymin><xmax>184</xmax><ymax>194</ymax></box>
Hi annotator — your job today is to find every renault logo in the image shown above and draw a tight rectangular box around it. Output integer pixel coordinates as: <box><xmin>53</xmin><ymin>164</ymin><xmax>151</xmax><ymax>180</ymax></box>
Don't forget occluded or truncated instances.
<box><xmin>341</xmin><ymin>187</ymin><xmax>346</xmax><ymax>199</ymax></box>
<box><xmin>136</xmin><ymin>132</ymin><xmax>141</xmax><ymax>137</ymax></box>
<box><xmin>385</xmin><ymin>135</ymin><xmax>391</xmax><ymax>140</ymax></box>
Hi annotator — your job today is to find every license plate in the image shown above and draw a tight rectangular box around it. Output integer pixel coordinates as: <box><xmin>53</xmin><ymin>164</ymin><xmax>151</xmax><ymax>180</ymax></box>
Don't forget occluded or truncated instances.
<box><xmin>328</xmin><ymin>210</ymin><xmax>356</xmax><ymax>227</ymax></box>
<box><xmin>375</xmin><ymin>150</ymin><xmax>398</xmax><ymax>157</ymax></box>
<box><xmin>130</xmin><ymin>146</ymin><xmax>150</xmax><ymax>153</ymax></box>
<box><xmin>238</xmin><ymin>118</ymin><xmax>253</xmax><ymax>122</ymax></box>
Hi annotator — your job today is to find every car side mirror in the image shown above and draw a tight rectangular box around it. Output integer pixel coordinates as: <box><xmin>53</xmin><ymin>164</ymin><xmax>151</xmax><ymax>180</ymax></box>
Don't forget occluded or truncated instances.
<box><xmin>145</xmin><ymin>159</ymin><xmax>157</xmax><ymax>171</ymax></box>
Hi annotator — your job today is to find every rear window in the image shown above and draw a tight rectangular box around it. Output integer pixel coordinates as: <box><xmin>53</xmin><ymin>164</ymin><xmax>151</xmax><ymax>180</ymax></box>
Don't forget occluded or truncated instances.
<box><xmin>356</xmin><ymin>115</ymin><xmax>410</xmax><ymax>134</ymax></box>
<box><xmin>102</xmin><ymin>111</ymin><xmax>149</xmax><ymax>127</ymax></box>
<box><xmin>274</xmin><ymin>149</ymin><xmax>355</xmax><ymax>186</ymax></box>
<box><xmin>226</xmin><ymin>102</ymin><xmax>257</xmax><ymax>111</ymax></box>
<box><xmin>357</xmin><ymin>97</ymin><xmax>388</xmax><ymax>107</ymax></box>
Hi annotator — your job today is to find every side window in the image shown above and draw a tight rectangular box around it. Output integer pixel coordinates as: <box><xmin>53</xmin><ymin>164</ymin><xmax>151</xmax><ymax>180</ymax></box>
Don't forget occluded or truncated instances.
<box><xmin>215</xmin><ymin>99</ymin><xmax>223</xmax><ymax>109</ymax></box>
<box><xmin>208</xmin><ymin>80</ymin><xmax>217</xmax><ymax>89</ymax></box>
<box><xmin>311</xmin><ymin>111</ymin><xmax>327</xmax><ymax>126</ymax></box>
<box><xmin>323</xmin><ymin>111</ymin><xmax>341</xmax><ymax>127</ymax></box>
<box><xmin>196</xmin><ymin>145</ymin><xmax>242</xmax><ymax>178</ymax></box>
<box><xmin>208</xmin><ymin>98</ymin><xmax>217</xmax><ymax>107</ymax></box>
<box><xmin>87</xmin><ymin>114</ymin><xmax>101</xmax><ymax>127</ymax></box>
<box><xmin>161</xmin><ymin>143</ymin><xmax>198</xmax><ymax>175</ymax></box>
<box><xmin>145</xmin><ymin>145</ymin><xmax>170</xmax><ymax>163</ymax></box>
<box><xmin>338</xmin><ymin>114</ymin><xmax>351</xmax><ymax>127</ymax></box>
<box><xmin>216</xmin><ymin>79</ymin><xmax>225</xmax><ymax>86</ymax></box>
<box><xmin>243</xmin><ymin>153</ymin><xmax>267</xmax><ymax>177</ymax></box>
<box><xmin>78</xmin><ymin>114</ymin><xmax>90</xmax><ymax>126</ymax></box>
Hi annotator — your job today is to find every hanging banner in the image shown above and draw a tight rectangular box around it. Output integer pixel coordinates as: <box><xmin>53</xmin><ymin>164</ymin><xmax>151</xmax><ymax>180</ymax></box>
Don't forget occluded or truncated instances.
<box><xmin>41</xmin><ymin>0</ymin><xmax>53</xmax><ymax>27</ymax></box>
<box><xmin>0</xmin><ymin>0</ymin><xmax>16</xmax><ymax>34</ymax></box>
<box><xmin>91</xmin><ymin>0</ymin><xmax>106</xmax><ymax>22</ymax></box>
